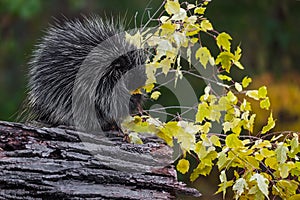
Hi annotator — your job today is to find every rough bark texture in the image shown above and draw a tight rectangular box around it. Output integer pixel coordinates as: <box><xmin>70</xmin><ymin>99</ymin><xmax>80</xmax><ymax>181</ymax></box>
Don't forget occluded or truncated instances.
<box><xmin>0</xmin><ymin>120</ymin><xmax>201</xmax><ymax>199</ymax></box>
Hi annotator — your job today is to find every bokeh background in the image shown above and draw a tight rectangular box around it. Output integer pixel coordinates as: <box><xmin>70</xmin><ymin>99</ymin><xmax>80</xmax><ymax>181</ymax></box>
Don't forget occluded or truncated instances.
<box><xmin>0</xmin><ymin>0</ymin><xmax>299</xmax><ymax>198</ymax></box>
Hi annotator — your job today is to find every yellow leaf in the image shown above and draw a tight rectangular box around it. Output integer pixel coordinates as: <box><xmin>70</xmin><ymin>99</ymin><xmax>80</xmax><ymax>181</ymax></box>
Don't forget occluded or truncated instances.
<box><xmin>177</xmin><ymin>158</ymin><xmax>190</xmax><ymax>174</ymax></box>
<box><xmin>225</xmin><ymin>134</ymin><xmax>243</xmax><ymax>148</ymax></box>
<box><xmin>215</xmin><ymin>51</ymin><xmax>234</xmax><ymax>72</ymax></box>
<box><xmin>143</xmin><ymin>83</ymin><xmax>155</xmax><ymax>93</ymax></box>
<box><xmin>159</xmin><ymin>121</ymin><xmax>180</xmax><ymax>146</ymax></box>
<box><xmin>175</xmin><ymin>124</ymin><xmax>197</xmax><ymax>152</ymax></box>
<box><xmin>145</xmin><ymin>63</ymin><xmax>157</xmax><ymax>85</ymax></box>
<box><xmin>226</xmin><ymin>91</ymin><xmax>238</xmax><ymax>104</ymax></box>
<box><xmin>234</xmin><ymin>45</ymin><xmax>242</xmax><ymax>61</ymax></box>
<box><xmin>255</xmin><ymin>153</ymin><xmax>264</xmax><ymax>161</ymax></box>
<box><xmin>258</xmin><ymin>86</ymin><xmax>268</xmax><ymax>99</ymax></box>
<box><xmin>196</xmin><ymin>102</ymin><xmax>210</xmax><ymax>122</ymax></box>
<box><xmin>265</xmin><ymin>157</ymin><xmax>278</xmax><ymax>170</ymax></box>
<box><xmin>223</xmin><ymin>121</ymin><xmax>232</xmax><ymax>133</ymax></box>
<box><xmin>160</xmin><ymin>58</ymin><xmax>172</xmax><ymax>75</ymax></box>
<box><xmin>246</xmin><ymin>156</ymin><xmax>259</xmax><ymax>168</ymax></box>
<box><xmin>235</xmin><ymin>82</ymin><xmax>243</xmax><ymax>92</ymax></box>
<box><xmin>242</xmin><ymin>76</ymin><xmax>252</xmax><ymax>88</ymax></box>
<box><xmin>275</xmin><ymin>143</ymin><xmax>288</xmax><ymax>164</ymax></box>
<box><xmin>171</xmin><ymin>8</ymin><xmax>187</xmax><ymax>20</ymax></box>
<box><xmin>195</xmin><ymin>47</ymin><xmax>211</xmax><ymax>68</ymax></box>
<box><xmin>150</xmin><ymin>91</ymin><xmax>161</xmax><ymax>100</ymax></box>
<box><xmin>125</xmin><ymin>31</ymin><xmax>142</xmax><ymax>48</ymax></box>
<box><xmin>129</xmin><ymin>132</ymin><xmax>143</xmax><ymax>144</ymax></box>
<box><xmin>160</xmin><ymin>22</ymin><xmax>176</xmax><ymax>35</ymax></box>
<box><xmin>240</xmin><ymin>99</ymin><xmax>251</xmax><ymax>112</ymax></box>
<box><xmin>165</xmin><ymin>0</ymin><xmax>180</xmax><ymax>15</ymax></box>
<box><xmin>187</xmin><ymin>4</ymin><xmax>196</xmax><ymax>10</ymax></box>
<box><xmin>249</xmin><ymin>173</ymin><xmax>270</xmax><ymax>199</ymax></box>
<box><xmin>191</xmin><ymin>162</ymin><xmax>213</xmax><ymax>181</ymax></box>
<box><xmin>216</xmin><ymin>32</ymin><xmax>232</xmax><ymax>51</ymax></box>
<box><xmin>159</xmin><ymin>16</ymin><xmax>169</xmax><ymax>23</ymax></box>
<box><xmin>185</xmin><ymin>23</ymin><xmax>201</xmax><ymax>36</ymax></box>
<box><xmin>260</xmin><ymin>97</ymin><xmax>270</xmax><ymax>110</ymax></box>
<box><xmin>260</xmin><ymin>148</ymin><xmax>275</xmax><ymax>158</ymax></box>
<box><xmin>190</xmin><ymin>38</ymin><xmax>198</xmax><ymax>44</ymax></box>
<box><xmin>218</xmin><ymin>74</ymin><xmax>232</xmax><ymax>81</ymax></box>
<box><xmin>200</xmin><ymin>122</ymin><xmax>211</xmax><ymax>134</ymax></box>
<box><xmin>194</xmin><ymin>7</ymin><xmax>206</xmax><ymax>15</ymax></box>
<box><xmin>288</xmin><ymin>194</ymin><xmax>300</xmax><ymax>200</ymax></box>
<box><xmin>200</xmin><ymin>19</ymin><xmax>213</xmax><ymax>32</ymax></box>
<box><xmin>216</xmin><ymin>170</ymin><xmax>233</xmax><ymax>199</ymax></box>
<box><xmin>210</xmin><ymin>135</ymin><xmax>221</xmax><ymax>147</ymax></box>
<box><xmin>278</xmin><ymin>163</ymin><xmax>289</xmax><ymax>178</ymax></box>
<box><xmin>130</xmin><ymin>88</ymin><xmax>142</xmax><ymax>95</ymax></box>
<box><xmin>246</xmin><ymin>90</ymin><xmax>259</xmax><ymax>100</ymax></box>
<box><xmin>173</xmin><ymin>32</ymin><xmax>188</xmax><ymax>47</ymax></box>
<box><xmin>233</xmin><ymin>178</ymin><xmax>248</xmax><ymax>196</ymax></box>
<box><xmin>233</xmin><ymin>61</ymin><xmax>244</xmax><ymax>70</ymax></box>
<box><xmin>261</xmin><ymin>112</ymin><xmax>276</xmax><ymax>134</ymax></box>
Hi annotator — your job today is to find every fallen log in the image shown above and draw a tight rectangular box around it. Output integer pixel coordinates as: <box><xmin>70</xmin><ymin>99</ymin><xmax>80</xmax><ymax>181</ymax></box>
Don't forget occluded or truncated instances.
<box><xmin>0</xmin><ymin>120</ymin><xmax>201</xmax><ymax>199</ymax></box>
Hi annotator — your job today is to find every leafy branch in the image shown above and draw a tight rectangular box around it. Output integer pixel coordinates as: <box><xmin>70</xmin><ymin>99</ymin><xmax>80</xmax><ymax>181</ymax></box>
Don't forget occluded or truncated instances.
<box><xmin>124</xmin><ymin>0</ymin><xmax>300</xmax><ymax>199</ymax></box>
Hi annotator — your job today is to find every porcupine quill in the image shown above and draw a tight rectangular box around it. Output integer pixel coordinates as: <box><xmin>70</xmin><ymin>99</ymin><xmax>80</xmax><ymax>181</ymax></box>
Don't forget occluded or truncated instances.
<box><xmin>23</xmin><ymin>15</ymin><xmax>146</xmax><ymax>132</ymax></box>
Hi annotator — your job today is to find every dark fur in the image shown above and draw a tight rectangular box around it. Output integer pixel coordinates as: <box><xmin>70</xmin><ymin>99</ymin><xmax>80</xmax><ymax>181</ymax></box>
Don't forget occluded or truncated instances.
<box><xmin>25</xmin><ymin>15</ymin><xmax>145</xmax><ymax>132</ymax></box>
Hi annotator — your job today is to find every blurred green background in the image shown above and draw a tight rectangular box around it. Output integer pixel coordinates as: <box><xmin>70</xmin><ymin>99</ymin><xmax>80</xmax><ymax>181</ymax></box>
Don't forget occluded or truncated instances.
<box><xmin>0</xmin><ymin>0</ymin><xmax>300</xmax><ymax>130</ymax></box>
<box><xmin>0</xmin><ymin>0</ymin><xmax>299</xmax><ymax>198</ymax></box>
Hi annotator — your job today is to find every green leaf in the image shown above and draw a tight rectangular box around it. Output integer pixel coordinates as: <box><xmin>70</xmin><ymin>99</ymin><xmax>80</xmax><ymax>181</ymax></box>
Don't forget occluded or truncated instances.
<box><xmin>216</xmin><ymin>32</ymin><xmax>232</xmax><ymax>51</ymax></box>
<box><xmin>177</xmin><ymin>159</ymin><xmax>190</xmax><ymax>174</ymax></box>
<box><xmin>250</xmin><ymin>173</ymin><xmax>270</xmax><ymax>200</ymax></box>
<box><xmin>195</xmin><ymin>47</ymin><xmax>211</xmax><ymax>68</ymax></box>
<box><xmin>225</xmin><ymin>134</ymin><xmax>243</xmax><ymax>148</ymax></box>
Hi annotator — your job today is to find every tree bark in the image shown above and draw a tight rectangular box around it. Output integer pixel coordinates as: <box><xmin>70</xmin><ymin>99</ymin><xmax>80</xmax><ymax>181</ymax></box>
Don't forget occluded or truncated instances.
<box><xmin>0</xmin><ymin>120</ymin><xmax>201</xmax><ymax>199</ymax></box>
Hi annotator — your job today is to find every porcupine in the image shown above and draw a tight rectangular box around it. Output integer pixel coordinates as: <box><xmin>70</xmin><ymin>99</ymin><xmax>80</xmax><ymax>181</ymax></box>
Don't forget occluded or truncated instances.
<box><xmin>25</xmin><ymin>15</ymin><xmax>146</xmax><ymax>132</ymax></box>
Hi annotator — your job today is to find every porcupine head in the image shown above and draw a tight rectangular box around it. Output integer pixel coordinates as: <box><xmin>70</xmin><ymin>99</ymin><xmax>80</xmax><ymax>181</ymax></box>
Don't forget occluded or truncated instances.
<box><xmin>26</xmin><ymin>16</ymin><xmax>147</xmax><ymax>133</ymax></box>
